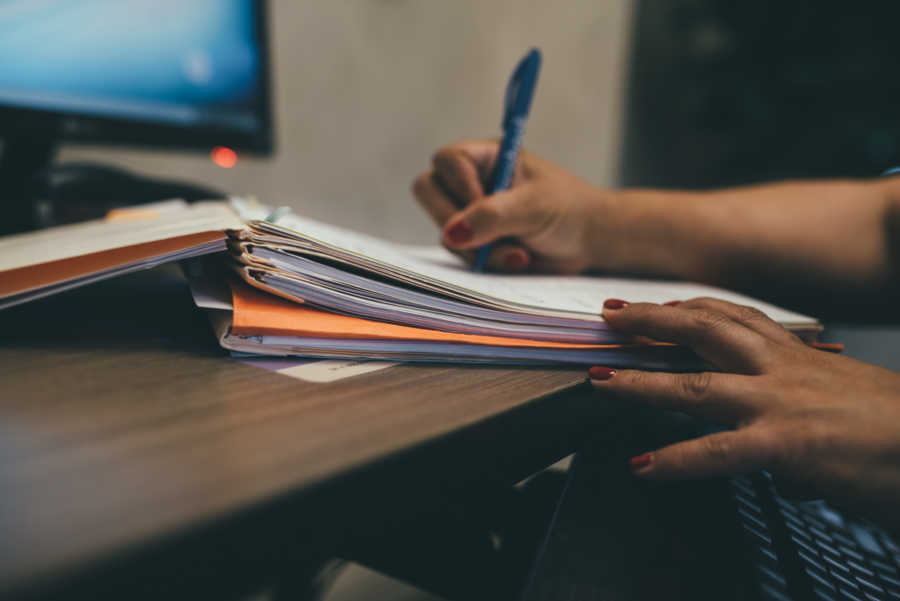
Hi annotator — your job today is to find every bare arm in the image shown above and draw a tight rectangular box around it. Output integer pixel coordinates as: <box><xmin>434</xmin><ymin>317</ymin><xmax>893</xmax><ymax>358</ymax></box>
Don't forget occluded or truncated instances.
<box><xmin>604</xmin><ymin>179</ymin><xmax>900</xmax><ymax>295</ymax></box>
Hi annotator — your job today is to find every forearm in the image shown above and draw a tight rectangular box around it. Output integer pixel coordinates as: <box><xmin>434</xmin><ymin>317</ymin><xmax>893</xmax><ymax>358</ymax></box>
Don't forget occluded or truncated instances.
<box><xmin>592</xmin><ymin>179</ymin><xmax>900</xmax><ymax>295</ymax></box>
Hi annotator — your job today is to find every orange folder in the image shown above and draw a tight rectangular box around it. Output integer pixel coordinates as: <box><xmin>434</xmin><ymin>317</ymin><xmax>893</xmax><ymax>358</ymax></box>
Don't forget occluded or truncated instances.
<box><xmin>228</xmin><ymin>280</ymin><xmax>843</xmax><ymax>353</ymax></box>
<box><xmin>228</xmin><ymin>279</ymin><xmax>642</xmax><ymax>350</ymax></box>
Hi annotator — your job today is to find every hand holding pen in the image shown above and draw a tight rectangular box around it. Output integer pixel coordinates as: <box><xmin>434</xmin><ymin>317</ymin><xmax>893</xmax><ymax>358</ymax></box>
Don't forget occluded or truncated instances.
<box><xmin>411</xmin><ymin>50</ymin><xmax>613</xmax><ymax>275</ymax></box>
<box><xmin>412</xmin><ymin>49</ymin><xmax>618</xmax><ymax>274</ymax></box>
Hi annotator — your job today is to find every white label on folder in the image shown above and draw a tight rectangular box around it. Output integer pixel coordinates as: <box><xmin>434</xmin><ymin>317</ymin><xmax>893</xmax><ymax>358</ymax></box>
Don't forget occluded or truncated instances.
<box><xmin>278</xmin><ymin>360</ymin><xmax>396</xmax><ymax>383</ymax></box>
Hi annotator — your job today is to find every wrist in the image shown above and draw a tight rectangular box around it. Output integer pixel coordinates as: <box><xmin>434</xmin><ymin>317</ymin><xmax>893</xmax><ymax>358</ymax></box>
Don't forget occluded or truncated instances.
<box><xmin>583</xmin><ymin>187</ymin><xmax>713</xmax><ymax>279</ymax></box>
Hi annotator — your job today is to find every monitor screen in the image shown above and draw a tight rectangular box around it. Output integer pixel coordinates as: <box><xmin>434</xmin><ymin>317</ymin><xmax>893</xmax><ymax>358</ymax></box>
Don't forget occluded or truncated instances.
<box><xmin>0</xmin><ymin>0</ymin><xmax>271</xmax><ymax>153</ymax></box>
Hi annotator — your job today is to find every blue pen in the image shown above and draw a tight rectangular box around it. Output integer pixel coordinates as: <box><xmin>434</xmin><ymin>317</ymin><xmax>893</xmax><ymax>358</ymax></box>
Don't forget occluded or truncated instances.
<box><xmin>473</xmin><ymin>48</ymin><xmax>542</xmax><ymax>272</ymax></box>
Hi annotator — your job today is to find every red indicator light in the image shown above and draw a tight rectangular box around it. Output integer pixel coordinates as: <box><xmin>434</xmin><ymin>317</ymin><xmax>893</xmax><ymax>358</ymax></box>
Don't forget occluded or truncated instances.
<box><xmin>210</xmin><ymin>146</ymin><xmax>238</xmax><ymax>168</ymax></box>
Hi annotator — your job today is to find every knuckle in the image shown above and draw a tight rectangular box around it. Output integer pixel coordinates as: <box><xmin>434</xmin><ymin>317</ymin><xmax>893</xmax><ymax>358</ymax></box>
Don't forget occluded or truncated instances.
<box><xmin>735</xmin><ymin>305</ymin><xmax>770</xmax><ymax>325</ymax></box>
<box><xmin>678</xmin><ymin>372</ymin><xmax>713</xmax><ymax>402</ymax></box>
<box><xmin>702</xmin><ymin>434</ymin><xmax>733</xmax><ymax>463</ymax></box>
<box><xmin>692</xmin><ymin>309</ymin><xmax>732</xmax><ymax>332</ymax></box>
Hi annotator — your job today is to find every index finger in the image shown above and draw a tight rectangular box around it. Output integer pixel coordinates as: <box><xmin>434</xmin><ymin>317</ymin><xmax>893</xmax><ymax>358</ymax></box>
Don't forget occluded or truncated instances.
<box><xmin>602</xmin><ymin>301</ymin><xmax>771</xmax><ymax>374</ymax></box>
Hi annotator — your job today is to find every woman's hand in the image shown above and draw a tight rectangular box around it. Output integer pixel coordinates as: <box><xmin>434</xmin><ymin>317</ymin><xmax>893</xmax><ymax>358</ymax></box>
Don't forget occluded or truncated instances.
<box><xmin>411</xmin><ymin>139</ymin><xmax>616</xmax><ymax>274</ymax></box>
<box><xmin>590</xmin><ymin>297</ymin><xmax>900</xmax><ymax>532</ymax></box>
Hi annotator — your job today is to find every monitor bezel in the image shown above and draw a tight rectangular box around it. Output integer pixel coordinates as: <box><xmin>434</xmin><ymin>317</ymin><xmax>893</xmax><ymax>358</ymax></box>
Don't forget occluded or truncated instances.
<box><xmin>0</xmin><ymin>0</ymin><xmax>274</xmax><ymax>155</ymax></box>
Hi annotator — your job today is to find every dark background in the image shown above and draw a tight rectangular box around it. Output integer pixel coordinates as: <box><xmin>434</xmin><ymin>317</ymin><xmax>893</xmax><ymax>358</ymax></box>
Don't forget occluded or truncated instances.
<box><xmin>621</xmin><ymin>0</ymin><xmax>900</xmax><ymax>189</ymax></box>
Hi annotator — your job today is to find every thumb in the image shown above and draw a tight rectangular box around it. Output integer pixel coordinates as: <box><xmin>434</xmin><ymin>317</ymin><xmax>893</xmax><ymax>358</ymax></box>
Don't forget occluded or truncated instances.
<box><xmin>442</xmin><ymin>187</ymin><xmax>543</xmax><ymax>249</ymax></box>
<box><xmin>628</xmin><ymin>428</ymin><xmax>776</xmax><ymax>480</ymax></box>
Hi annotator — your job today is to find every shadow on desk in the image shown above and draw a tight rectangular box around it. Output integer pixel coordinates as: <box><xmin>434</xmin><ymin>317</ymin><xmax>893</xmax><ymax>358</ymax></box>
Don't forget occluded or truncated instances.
<box><xmin>0</xmin><ymin>266</ymin><xmax>223</xmax><ymax>354</ymax></box>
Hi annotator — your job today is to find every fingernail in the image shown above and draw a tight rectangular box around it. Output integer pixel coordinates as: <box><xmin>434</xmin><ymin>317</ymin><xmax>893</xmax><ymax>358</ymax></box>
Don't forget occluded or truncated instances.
<box><xmin>629</xmin><ymin>453</ymin><xmax>653</xmax><ymax>472</ymax></box>
<box><xmin>446</xmin><ymin>221</ymin><xmax>473</xmax><ymax>245</ymax></box>
<box><xmin>589</xmin><ymin>366</ymin><xmax>616</xmax><ymax>381</ymax></box>
<box><xmin>504</xmin><ymin>251</ymin><xmax>527</xmax><ymax>270</ymax></box>
<box><xmin>603</xmin><ymin>298</ymin><xmax>629</xmax><ymax>310</ymax></box>
<box><xmin>663</xmin><ymin>300</ymin><xmax>682</xmax><ymax>306</ymax></box>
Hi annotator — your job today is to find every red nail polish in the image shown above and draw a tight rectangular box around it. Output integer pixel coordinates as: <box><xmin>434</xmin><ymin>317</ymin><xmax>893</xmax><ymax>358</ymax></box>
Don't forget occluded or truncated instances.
<box><xmin>589</xmin><ymin>366</ymin><xmax>616</xmax><ymax>381</ymax></box>
<box><xmin>504</xmin><ymin>252</ymin><xmax>527</xmax><ymax>270</ymax></box>
<box><xmin>629</xmin><ymin>453</ymin><xmax>653</xmax><ymax>471</ymax></box>
<box><xmin>664</xmin><ymin>300</ymin><xmax>682</xmax><ymax>306</ymax></box>
<box><xmin>446</xmin><ymin>221</ymin><xmax>473</xmax><ymax>245</ymax></box>
<box><xmin>603</xmin><ymin>298</ymin><xmax>628</xmax><ymax>310</ymax></box>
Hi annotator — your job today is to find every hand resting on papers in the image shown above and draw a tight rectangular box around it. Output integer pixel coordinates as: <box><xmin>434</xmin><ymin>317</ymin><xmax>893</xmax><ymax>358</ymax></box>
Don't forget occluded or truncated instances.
<box><xmin>591</xmin><ymin>297</ymin><xmax>900</xmax><ymax>533</ymax></box>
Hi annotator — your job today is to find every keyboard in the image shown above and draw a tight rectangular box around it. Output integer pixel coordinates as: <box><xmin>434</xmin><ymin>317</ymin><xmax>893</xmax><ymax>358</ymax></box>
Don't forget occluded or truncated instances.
<box><xmin>732</xmin><ymin>473</ymin><xmax>900</xmax><ymax>601</ymax></box>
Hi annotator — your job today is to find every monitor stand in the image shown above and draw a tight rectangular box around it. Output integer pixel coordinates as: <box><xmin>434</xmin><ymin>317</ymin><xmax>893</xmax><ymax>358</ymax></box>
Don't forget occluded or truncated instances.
<box><xmin>0</xmin><ymin>137</ymin><xmax>226</xmax><ymax>235</ymax></box>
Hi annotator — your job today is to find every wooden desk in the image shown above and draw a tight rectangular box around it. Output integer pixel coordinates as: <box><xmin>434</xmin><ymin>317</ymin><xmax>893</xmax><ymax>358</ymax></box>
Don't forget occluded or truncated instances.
<box><xmin>0</xmin><ymin>268</ymin><xmax>601</xmax><ymax>600</ymax></box>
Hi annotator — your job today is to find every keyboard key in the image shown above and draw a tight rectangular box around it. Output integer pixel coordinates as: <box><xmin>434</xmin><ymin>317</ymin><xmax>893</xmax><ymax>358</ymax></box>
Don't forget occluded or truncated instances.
<box><xmin>872</xmin><ymin>559</ymin><xmax>898</xmax><ymax>576</ymax></box>
<box><xmin>744</xmin><ymin>522</ymin><xmax>773</xmax><ymax>545</ymax></box>
<box><xmin>739</xmin><ymin>506</ymin><xmax>769</xmax><ymax>530</ymax></box>
<box><xmin>794</xmin><ymin>534</ymin><xmax>822</xmax><ymax>556</ymax></box>
<box><xmin>848</xmin><ymin>560</ymin><xmax>875</xmax><ymax>579</ymax></box>
<box><xmin>815</xmin><ymin>539</ymin><xmax>842</xmax><ymax>559</ymax></box>
<box><xmin>833</xmin><ymin>532</ymin><xmax>860</xmax><ymax>549</ymax></box>
<box><xmin>758</xmin><ymin>564</ymin><xmax>788</xmax><ymax>587</ymax></box>
<box><xmin>810</xmin><ymin>524</ymin><xmax>835</xmax><ymax>543</ymax></box>
<box><xmin>854</xmin><ymin>575</ymin><xmax>884</xmax><ymax>594</ymax></box>
<box><xmin>801</xmin><ymin>549</ymin><xmax>829</xmax><ymax>573</ymax></box>
<box><xmin>824</xmin><ymin>554</ymin><xmax>853</xmax><ymax>576</ymax></box>
<box><xmin>839</xmin><ymin>546</ymin><xmax>865</xmax><ymax>563</ymax></box>
<box><xmin>888</xmin><ymin>588</ymin><xmax>900</xmax><ymax>600</ymax></box>
<box><xmin>732</xmin><ymin>477</ymin><xmax>756</xmax><ymax>497</ymax></box>
<box><xmin>805</xmin><ymin>513</ymin><xmax>830</xmax><ymax>531</ymax></box>
<box><xmin>782</xmin><ymin>509</ymin><xmax>807</xmax><ymax>529</ymax></box>
<box><xmin>761</xmin><ymin>582</ymin><xmax>794</xmax><ymax>601</ymax></box>
<box><xmin>735</xmin><ymin>491</ymin><xmax>764</xmax><ymax>515</ymax></box>
<box><xmin>776</xmin><ymin>496</ymin><xmax>800</xmax><ymax>514</ymax></box>
<box><xmin>788</xmin><ymin>521</ymin><xmax>815</xmax><ymax>542</ymax></box>
<box><xmin>837</xmin><ymin>586</ymin><xmax>864</xmax><ymax>601</ymax></box>
<box><xmin>814</xmin><ymin>587</ymin><xmax>838</xmax><ymax>601</ymax></box>
<box><xmin>864</xmin><ymin>593</ymin><xmax>884</xmax><ymax>601</ymax></box>
<box><xmin>850</xmin><ymin>524</ymin><xmax>885</xmax><ymax>557</ymax></box>
<box><xmin>758</xmin><ymin>545</ymin><xmax>778</xmax><ymax>562</ymax></box>
<box><xmin>806</xmin><ymin>566</ymin><xmax>837</xmax><ymax>591</ymax></box>
<box><xmin>880</xmin><ymin>572</ymin><xmax>900</xmax><ymax>588</ymax></box>
<box><xmin>831</xmin><ymin>570</ymin><xmax>860</xmax><ymax>590</ymax></box>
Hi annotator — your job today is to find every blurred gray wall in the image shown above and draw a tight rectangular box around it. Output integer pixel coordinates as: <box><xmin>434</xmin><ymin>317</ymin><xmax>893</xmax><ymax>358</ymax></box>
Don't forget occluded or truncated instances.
<box><xmin>61</xmin><ymin>1</ymin><xmax>632</xmax><ymax>243</ymax></box>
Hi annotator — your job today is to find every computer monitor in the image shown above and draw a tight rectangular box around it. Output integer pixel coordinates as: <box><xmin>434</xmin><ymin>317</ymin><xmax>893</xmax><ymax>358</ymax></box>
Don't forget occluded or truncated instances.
<box><xmin>0</xmin><ymin>0</ymin><xmax>272</xmax><ymax>154</ymax></box>
<box><xmin>0</xmin><ymin>0</ymin><xmax>272</xmax><ymax>233</ymax></box>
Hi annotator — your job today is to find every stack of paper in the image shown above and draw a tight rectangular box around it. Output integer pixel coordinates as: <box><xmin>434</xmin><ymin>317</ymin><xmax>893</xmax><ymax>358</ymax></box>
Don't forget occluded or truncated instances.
<box><xmin>208</xmin><ymin>209</ymin><xmax>824</xmax><ymax>367</ymax></box>
<box><xmin>193</xmin><ymin>278</ymin><xmax>705</xmax><ymax>368</ymax></box>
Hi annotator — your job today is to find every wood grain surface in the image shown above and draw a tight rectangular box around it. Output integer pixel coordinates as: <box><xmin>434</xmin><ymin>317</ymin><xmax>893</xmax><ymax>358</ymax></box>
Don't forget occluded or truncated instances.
<box><xmin>0</xmin><ymin>267</ymin><xmax>595</xmax><ymax>599</ymax></box>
